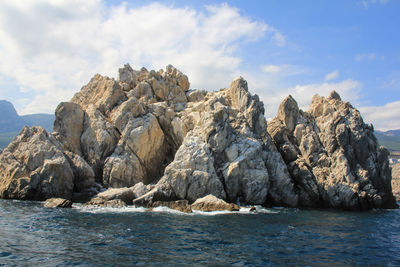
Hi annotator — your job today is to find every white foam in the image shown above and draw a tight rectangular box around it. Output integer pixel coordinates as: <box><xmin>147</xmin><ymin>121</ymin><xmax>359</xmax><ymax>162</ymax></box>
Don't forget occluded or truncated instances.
<box><xmin>253</xmin><ymin>206</ymin><xmax>280</xmax><ymax>214</ymax></box>
<box><xmin>151</xmin><ymin>206</ymin><xmax>188</xmax><ymax>215</ymax></box>
<box><xmin>73</xmin><ymin>203</ymin><xmax>281</xmax><ymax>215</ymax></box>
<box><xmin>73</xmin><ymin>204</ymin><xmax>147</xmax><ymax>214</ymax></box>
<box><xmin>192</xmin><ymin>209</ymin><xmax>238</xmax><ymax>216</ymax></box>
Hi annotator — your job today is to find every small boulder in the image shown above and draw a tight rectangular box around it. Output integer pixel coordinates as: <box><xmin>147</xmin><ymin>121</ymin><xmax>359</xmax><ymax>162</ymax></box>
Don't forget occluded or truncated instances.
<box><xmin>151</xmin><ymin>200</ymin><xmax>192</xmax><ymax>213</ymax></box>
<box><xmin>132</xmin><ymin>186</ymin><xmax>171</xmax><ymax>207</ymax></box>
<box><xmin>191</xmin><ymin>194</ymin><xmax>240</xmax><ymax>212</ymax></box>
<box><xmin>131</xmin><ymin>182</ymin><xmax>151</xmax><ymax>199</ymax></box>
<box><xmin>95</xmin><ymin>187</ymin><xmax>135</xmax><ymax>204</ymax></box>
<box><xmin>84</xmin><ymin>197</ymin><xmax>127</xmax><ymax>208</ymax></box>
<box><xmin>44</xmin><ymin>198</ymin><xmax>72</xmax><ymax>208</ymax></box>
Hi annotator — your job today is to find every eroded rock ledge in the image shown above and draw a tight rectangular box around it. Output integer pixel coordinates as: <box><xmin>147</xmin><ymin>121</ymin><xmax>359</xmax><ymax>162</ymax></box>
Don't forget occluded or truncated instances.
<box><xmin>0</xmin><ymin>64</ymin><xmax>396</xmax><ymax>210</ymax></box>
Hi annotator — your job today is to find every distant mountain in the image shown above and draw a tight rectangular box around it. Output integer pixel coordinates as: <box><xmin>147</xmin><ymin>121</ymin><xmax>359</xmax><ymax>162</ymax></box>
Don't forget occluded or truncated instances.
<box><xmin>0</xmin><ymin>100</ymin><xmax>54</xmax><ymax>148</ymax></box>
<box><xmin>0</xmin><ymin>100</ymin><xmax>54</xmax><ymax>133</ymax></box>
<box><xmin>375</xmin><ymin>129</ymin><xmax>400</xmax><ymax>152</ymax></box>
<box><xmin>21</xmin><ymin>114</ymin><xmax>54</xmax><ymax>132</ymax></box>
<box><xmin>0</xmin><ymin>100</ymin><xmax>26</xmax><ymax>132</ymax></box>
<box><xmin>376</xmin><ymin>129</ymin><xmax>400</xmax><ymax>137</ymax></box>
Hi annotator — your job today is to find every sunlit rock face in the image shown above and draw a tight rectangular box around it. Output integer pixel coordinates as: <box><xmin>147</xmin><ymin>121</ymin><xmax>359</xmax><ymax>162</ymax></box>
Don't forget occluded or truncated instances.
<box><xmin>0</xmin><ymin>64</ymin><xmax>396</xmax><ymax>210</ymax></box>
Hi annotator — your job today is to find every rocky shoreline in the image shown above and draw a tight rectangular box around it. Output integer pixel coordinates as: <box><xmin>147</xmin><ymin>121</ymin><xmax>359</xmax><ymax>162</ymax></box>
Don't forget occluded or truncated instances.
<box><xmin>0</xmin><ymin>64</ymin><xmax>397</xmax><ymax>211</ymax></box>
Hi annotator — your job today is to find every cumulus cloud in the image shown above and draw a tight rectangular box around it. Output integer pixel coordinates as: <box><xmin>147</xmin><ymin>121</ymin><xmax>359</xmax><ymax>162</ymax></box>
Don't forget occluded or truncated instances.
<box><xmin>359</xmin><ymin>101</ymin><xmax>400</xmax><ymax>131</ymax></box>
<box><xmin>0</xmin><ymin>0</ymin><xmax>283</xmax><ymax>114</ymax></box>
<box><xmin>325</xmin><ymin>70</ymin><xmax>339</xmax><ymax>81</ymax></box>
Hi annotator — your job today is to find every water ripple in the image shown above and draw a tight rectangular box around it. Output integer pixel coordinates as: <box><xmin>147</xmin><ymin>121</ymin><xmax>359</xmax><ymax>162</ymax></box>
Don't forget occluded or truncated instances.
<box><xmin>0</xmin><ymin>200</ymin><xmax>400</xmax><ymax>266</ymax></box>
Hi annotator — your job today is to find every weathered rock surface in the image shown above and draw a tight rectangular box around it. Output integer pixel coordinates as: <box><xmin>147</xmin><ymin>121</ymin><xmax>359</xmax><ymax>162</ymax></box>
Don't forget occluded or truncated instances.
<box><xmin>191</xmin><ymin>194</ymin><xmax>240</xmax><ymax>212</ymax></box>
<box><xmin>0</xmin><ymin>64</ymin><xmax>396</xmax><ymax>210</ymax></box>
<box><xmin>153</xmin><ymin>77</ymin><xmax>297</xmax><ymax>207</ymax></box>
<box><xmin>84</xmin><ymin>197</ymin><xmax>127</xmax><ymax>208</ymax></box>
<box><xmin>268</xmin><ymin>92</ymin><xmax>397</xmax><ymax>209</ymax></box>
<box><xmin>44</xmin><ymin>198</ymin><xmax>72</xmax><ymax>208</ymax></box>
<box><xmin>95</xmin><ymin>187</ymin><xmax>135</xmax><ymax>205</ymax></box>
<box><xmin>392</xmin><ymin>163</ymin><xmax>400</xmax><ymax>201</ymax></box>
<box><xmin>0</xmin><ymin>127</ymin><xmax>75</xmax><ymax>200</ymax></box>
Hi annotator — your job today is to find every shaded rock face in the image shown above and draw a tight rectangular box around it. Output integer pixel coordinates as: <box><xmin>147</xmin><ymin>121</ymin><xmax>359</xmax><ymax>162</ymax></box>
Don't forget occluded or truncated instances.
<box><xmin>52</xmin><ymin>64</ymin><xmax>190</xmax><ymax>189</ymax></box>
<box><xmin>0</xmin><ymin>64</ymin><xmax>395</xmax><ymax>211</ymax></box>
<box><xmin>268</xmin><ymin>92</ymin><xmax>397</xmax><ymax>209</ymax></box>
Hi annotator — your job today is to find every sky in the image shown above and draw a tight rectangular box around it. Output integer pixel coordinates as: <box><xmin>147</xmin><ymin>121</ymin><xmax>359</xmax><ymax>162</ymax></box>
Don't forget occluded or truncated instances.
<box><xmin>0</xmin><ymin>0</ymin><xmax>399</xmax><ymax>130</ymax></box>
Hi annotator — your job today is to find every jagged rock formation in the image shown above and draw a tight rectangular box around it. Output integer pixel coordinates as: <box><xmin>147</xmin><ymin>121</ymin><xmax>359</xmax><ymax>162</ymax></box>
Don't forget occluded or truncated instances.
<box><xmin>0</xmin><ymin>127</ymin><xmax>93</xmax><ymax>200</ymax></box>
<box><xmin>268</xmin><ymin>92</ymin><xmax>396</xmax><ymax>209</ymax></box>
<box><xmin>0</xmin><ymin>64</ymin><xmax>396</xmax><ymax>210</ymax></box>
<box><xmin>153</xmin><ymin>76</ymin><xmax>297</xmax><ymax>206</ymax></box>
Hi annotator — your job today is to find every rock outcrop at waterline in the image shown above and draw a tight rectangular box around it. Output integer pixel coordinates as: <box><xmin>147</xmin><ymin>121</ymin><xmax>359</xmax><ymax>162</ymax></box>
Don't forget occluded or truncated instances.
<box><xmin>0</xmin><ymin>64</ymin><xmax>396</xmax><ymax>210</ymax></box>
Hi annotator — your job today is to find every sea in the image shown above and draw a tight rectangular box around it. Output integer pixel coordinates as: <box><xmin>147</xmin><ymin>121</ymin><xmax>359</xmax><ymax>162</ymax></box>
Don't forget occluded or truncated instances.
<box><xmin>0</xmin><ymin>199</ymin><xmax>399</xmax><ymax>266</ymax></box>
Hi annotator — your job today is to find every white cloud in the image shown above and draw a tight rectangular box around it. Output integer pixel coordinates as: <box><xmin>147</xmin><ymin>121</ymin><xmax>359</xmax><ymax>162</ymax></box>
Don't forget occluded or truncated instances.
<box><xmin>260</xmin><ymin>64</ymin><xmax>309</xmax><ymax>77</ymax></box>
<box><xmin>325</xmin><ymin>70</ymin><xmax>339</xmax><ymax>81</ymax></box>
<box><xmin>272</xmin><ymin>31</ymin><xmax>286</xmax><ymax>47</ymax></box>
<box><xmin>359</xmin><ymin>101</ymin><xmax>400</xmax><ymax>131</ymax></box>
<box><xmin>261</xmin><ymin>64</ymin><xmax>282</xmax><ymax>73</ymax></box>
<box><xmin>0</xmin><ymin>1</ymin><xmax>284</xmax><ymax>114</ymax></box>
<box><xmin>355</xmin><ymin>53</ymin><xmax>376</xmax><ymax>61</ymax></box>
<box><xmin>358</xmin><ymin>0</ymin><xmax>389</xmax><ymax>7</ymax></box>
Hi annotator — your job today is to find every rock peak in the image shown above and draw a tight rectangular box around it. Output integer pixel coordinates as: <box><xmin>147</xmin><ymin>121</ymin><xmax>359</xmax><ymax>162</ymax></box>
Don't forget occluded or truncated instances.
<box><xmin>230</xmin><ymin>76</ymin><xmax>248</xmax><ymax>92</ymax></box>
<box><xmin>327</xmin><ymin>90</ymin><xmax>341</xmax><ymax>101</ymax></box>
<box><xmin>277</xmin><ymin>94</ymin><xmax>299</xmax><ymax>132</ymax></box>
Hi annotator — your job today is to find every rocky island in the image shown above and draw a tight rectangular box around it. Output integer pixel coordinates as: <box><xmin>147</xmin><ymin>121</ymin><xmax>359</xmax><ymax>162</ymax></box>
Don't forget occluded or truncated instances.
<box><xmin>0</xmin><ymin>64</ymin><xmax>397</xmax><ymax>211</ymax></box>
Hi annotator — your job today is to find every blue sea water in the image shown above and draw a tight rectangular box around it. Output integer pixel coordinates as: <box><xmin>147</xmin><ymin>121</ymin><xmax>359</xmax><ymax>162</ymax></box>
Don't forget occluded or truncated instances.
<box><xmin>0</xmin><ymin>200</ymin><xmax>399</xmax><ymax>266</ymax></box>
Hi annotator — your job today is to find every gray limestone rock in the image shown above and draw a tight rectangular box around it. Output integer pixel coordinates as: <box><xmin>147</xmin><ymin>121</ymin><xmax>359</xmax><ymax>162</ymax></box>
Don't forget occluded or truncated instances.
<box><xmin>0</xmin><ymin>64</ymin><xmax>395</xmax><ymax>211</ymax></box>
<box><xmin>268</xmin><ymin>92</ymin><xmax>397</xmax><ymax>209</ymax></box>
<box><xmin>0</xmin><ymin>127</ymin><xmax>74</xmax><ymax>200</ymax></box>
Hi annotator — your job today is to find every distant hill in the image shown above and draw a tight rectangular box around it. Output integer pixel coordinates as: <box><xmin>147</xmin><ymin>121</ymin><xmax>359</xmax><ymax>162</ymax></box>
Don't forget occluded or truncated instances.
<box><xmin>376</xmin><ymin>129</ymin><xmax>400</xmax><ymax>152</ymax></box>
<box><xmin>0</xmin><ymin>100</ymin><xmax>54</xmax><ymax>148</ymax></box>
<box><xmin>21</xmin><ymin>113</ymin><xmax>54</xmax><ymax>132</ymax></box>
<box><xmin>0</xmin><ymin>100</ymin><xmax>26</xmax><ymax>132</ymax></box>
<box><xmin>377</xmin><ymin>129</ymin><xmax>400</xmax><ymax>137</ymax></box>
